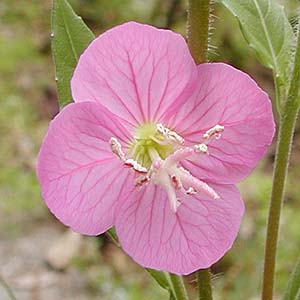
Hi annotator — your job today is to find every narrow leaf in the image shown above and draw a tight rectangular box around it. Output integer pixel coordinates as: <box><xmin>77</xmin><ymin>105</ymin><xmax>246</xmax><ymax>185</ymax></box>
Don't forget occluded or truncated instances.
<box><xmin>282</xmin><ymin>257</ymin><xmax>300</xmax><ymax>300</ymax></box>
<box><xmin>51</xmin><ymin>0</ymin><xmax>94</xmax><ymax>107</ymax></box>
<box><xmin>220</xmin><ymin>0</ymin><xmax>294</xmax><ymax>85</ymax></box>
<box><xmin>107</xmin><ymin>227</ymin><xmax>120</xmax><ymax>246</ymax></box>
<box><xmin>146</xmin><ymin>269</ymin><xmax>177</xmax><ymax>300</ymax></box>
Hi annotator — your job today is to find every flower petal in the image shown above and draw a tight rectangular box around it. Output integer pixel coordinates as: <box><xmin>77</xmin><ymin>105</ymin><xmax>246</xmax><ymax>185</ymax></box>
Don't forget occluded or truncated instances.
<box><xmin>37</xmin><ymin>102</ymin><xmax>134</xmax><ymax>235</ymax></box>
<box><xmin>115</xmin><ymin>183</ymin><xmax>244</xmax><ymax>275</ymax></box>
<box><xmin>164</xmin><ymin>63</ymin><xmax>275</xmax><ymax>184</ymax></box>
<box><xmin>71</xmin><ymin>21</ymin><xmax>195</xmax><ymax>128</ymax></box>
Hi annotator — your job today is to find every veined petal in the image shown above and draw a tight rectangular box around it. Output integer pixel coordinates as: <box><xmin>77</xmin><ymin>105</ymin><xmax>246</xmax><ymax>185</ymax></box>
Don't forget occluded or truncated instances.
<box><xmin>115</xmin><ymin>183</ymin><xmax>244</xmax><ymax>275</ymax></box>
<box><xmin>164</xmin><ymin>63</ymin><xmax>275</xmax><ymax>184</ymax></box>
<box><xmin>37</xmin><ymin>102</ymin><xmax>134</xmax><ymax>235</ymax></box>
<box><xmin>71</xmin><ymin>22</ymin><xmax>195</xmax><ymax>128</ymax></box>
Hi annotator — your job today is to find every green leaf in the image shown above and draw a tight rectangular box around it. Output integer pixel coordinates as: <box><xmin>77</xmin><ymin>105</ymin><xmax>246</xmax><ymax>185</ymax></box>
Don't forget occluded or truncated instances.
<box><xmin>106</xmin><ymin>227</ymin><xmax>120</xmax><ymax>246</ymax></box>
<box><xmin>220</xmin><ymin>0</ymin><xmax>294</xmax><ymax>85</ymax></box>
<box><xmin>146</xmin><ymin>269</ymin><xmax>177</xmax><ymax>300</ymax></box>
<box><xmin>282</xmin><ymin>257</ymin><xmax>300</xmax><ymax>300</ymax></box>
<box><xmin>51</xmin><ymin>0</ymin><xmax>94</xmax><ymax>107</ymax></box>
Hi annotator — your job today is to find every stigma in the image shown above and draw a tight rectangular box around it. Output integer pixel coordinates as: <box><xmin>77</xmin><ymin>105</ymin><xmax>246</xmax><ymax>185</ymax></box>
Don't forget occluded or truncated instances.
<box><xmin>109</xmin><ymin>123</ymin><xmax>224</xmax><ymax>213</ymax></box>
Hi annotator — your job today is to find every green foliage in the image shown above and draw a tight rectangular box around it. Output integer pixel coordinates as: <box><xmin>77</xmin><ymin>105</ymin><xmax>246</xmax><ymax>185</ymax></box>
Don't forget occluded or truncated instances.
<box><xmin>146</xmin><ymin>269</ymin><xmax>176</xmax><ymax>298</ymax></box>
<box><xmin>282</xmin><ymin>257</ymin><xmax>300</xmax><ymax>300</ymax></box>
<box><xmin>51</xmin><ymin>0</ymin><xmax>94</xmax><ymax>107</ymax></box>
<box><xmin>220</xmin><ymin>0</ymin><xmax>294</xmax><ymax>87</ymax></box>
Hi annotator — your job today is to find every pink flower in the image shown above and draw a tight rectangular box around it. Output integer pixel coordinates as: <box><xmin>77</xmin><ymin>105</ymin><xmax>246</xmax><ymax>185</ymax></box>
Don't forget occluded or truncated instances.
<box><xmin>37</xmin><ymin>22</ymin><xmax>275</xmax><ymax>275</ymax></box>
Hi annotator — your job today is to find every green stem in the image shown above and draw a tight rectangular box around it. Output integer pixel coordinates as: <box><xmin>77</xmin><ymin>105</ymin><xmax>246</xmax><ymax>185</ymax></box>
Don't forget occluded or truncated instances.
<box><xmin>197</xmin><ymin>269</ymin><xmax>213</xmax><ymax>300</ymax></box>
<box><xmin>262</xmin><ymin>103</ymin><xmax>299</xmax><ymax>300</ymax></box>
<box><xmin>187</xmin><ymin>0</ymin><xmax>211</xmax><ymax>64</ymax></box>
<box><xmin>187</xmin><ymin>2</ymin><xmax>214</xmax><ymax>299</ymax></box>
<box><xmin>187</xmin><ymin>1</ymin><xmax>214</xmax><ymax>299</ymax></box>
<box><xmin>262</xmin><ymin>16</ymin><xmax>300</xmax><ymax>300</ymax></box>
<box><xmin>169</xmin><ymin>273</ymin><xmax>189</xmax><ymax>300</ymax></box>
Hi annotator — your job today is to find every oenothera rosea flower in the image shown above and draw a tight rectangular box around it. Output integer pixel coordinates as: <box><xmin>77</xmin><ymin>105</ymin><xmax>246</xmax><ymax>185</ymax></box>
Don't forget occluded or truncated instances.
<box><xmin>37</xmin><ymin>22</ymin><xmax>275</xmax><ymax>275</ymax></box>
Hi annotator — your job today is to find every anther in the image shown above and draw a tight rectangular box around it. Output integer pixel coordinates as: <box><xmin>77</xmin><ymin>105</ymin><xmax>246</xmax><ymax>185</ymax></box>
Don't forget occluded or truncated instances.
<box><xmin>171</xmin><ymin>175</ymin><xmax>182</xmax><ymax>189</ymax></box>
<box><xmin>186</xmin><ymin>187</ymin><xmax>197</xmax><ymax>195</ymax></box>
<box><xmin>109</xmin><ymin>137</ymin><xmax>126</xmax><ymax>161</ymax></box>
<box><xmin>203</xmin><ymin>124</ymin><xmax>224</xmax><ymax>140</ymax></box>
<box><xmin>135</xmin><ymin>175</ymin><xmax>150</xmax><ymax>187</ymax></box>
<box><xmin>124</xmin><ymin>158</ymin><xmax>148</xmax><ymax>174</ymax></box>
<box><xmin>156</xmin><ymin>123</ymin><xmax>185</xmax><ymax>145</ymax></box>
<box><xmin>194</xmin><ymin>143</ymin><xmax>208</xmax><ymax>154</ymax></box>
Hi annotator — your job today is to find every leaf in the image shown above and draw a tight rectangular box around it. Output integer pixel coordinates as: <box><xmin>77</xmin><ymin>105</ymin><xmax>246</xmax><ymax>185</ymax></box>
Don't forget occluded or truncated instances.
<box><xmin>51</xmin><ymin>0</ymin><xmax>94</xmax><ymax>107</ymax></box>
<box><xmin>146</xmin><ymin>269</ymin><xmax>177</xmax><ymax>300</ymax></box>
<box><xmin>282</xmin><ymin>257</ymin><xmax>300</xmax><ymax>300</ymax></box>
<box><xmin>220</xmin><ymin>0</ymin><xmax>294</xmax><ymax>85</ymax></box>
<box><xmin>106</xmin><ymin>227</ymin><xmax>120</xmax><ymax>246</ymax></box>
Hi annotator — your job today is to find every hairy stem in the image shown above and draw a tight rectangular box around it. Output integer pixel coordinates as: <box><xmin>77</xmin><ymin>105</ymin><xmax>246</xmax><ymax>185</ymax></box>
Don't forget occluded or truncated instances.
<box><xmin>187</xmin><ymin>1</ymin><xmax>214</xmax><ymax>299</ymax></box>
<box><xmin>197</xmin><ymin>269</ymin><xmax>213</xmax><ymax>300</ymax></box>
<box><xmin>187</xmin><ymin>0</ymin><xmax>211</xmax><ymax>64</ymax></box>
<box><xmin>169</xmin><ymin>274</ymin><xmax>189</xmax><ymax>300</ymax></box>
<box><xmin>262</xmin><ymin>101</ymin><xmax>299</xmax><ymax>300</ymax></box>
<box><xmin>262</xmin><ymin>16</ymin><xmax>300</xmax><ymax>300</ymax></box>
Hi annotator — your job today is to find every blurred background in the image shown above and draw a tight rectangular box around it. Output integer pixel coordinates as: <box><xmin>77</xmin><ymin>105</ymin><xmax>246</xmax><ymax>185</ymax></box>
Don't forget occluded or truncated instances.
<box><xmin>0</xmin><ymin>0</ymin><xmax>299</xmax><ymax>299</ymax></box>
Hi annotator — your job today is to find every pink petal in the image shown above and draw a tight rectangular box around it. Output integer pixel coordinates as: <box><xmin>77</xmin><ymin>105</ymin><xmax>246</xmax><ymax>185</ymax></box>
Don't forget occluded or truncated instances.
<box><xmin>37</xmin><ymin>102</ymin><xmax>134</xmax><ymax>235</ymax></box>
<box><xmin>164</xmin><ymin>63</ymin><xmax>275</xmax><ymax>184</ymax></box>
<box><xmin>115</xmin><ymin>183</ymin><xmax>244</xmax><ymax>275</ymax></box>
<box><xmin>71</xmin><ymin>22</ymin><xmax>195</xmax><ymax>128</ymax></box>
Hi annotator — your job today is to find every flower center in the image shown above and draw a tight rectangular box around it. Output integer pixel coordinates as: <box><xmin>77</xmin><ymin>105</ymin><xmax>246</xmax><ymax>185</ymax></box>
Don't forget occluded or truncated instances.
<box><xmin>128</xmin><ymin>123</ymin><xmax>182</xmax><ymax>168</ymax></box>
<box><xmin>109</xmin><ymin>123</ymin><xmax>224</xmax><ymax>213</ymax></box>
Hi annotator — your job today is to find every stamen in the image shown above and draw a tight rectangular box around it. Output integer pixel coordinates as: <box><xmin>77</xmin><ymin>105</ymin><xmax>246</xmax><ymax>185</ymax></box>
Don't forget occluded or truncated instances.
<box><xmin>171</xmin><ymin>175</ymin><xmax>182</xmax><ymax>189</ymax></box>
<box><xmin>135</xmin><ymin>175</ymin><xmax>150</xmax><ymax>187</ymax></box>
<box><xmin>186</xmin><ymin>187</ymin><xmax>197</xmax><ymax>195</ymax></box>
<box><xmin>109</xmin><ymin>137</ymin><xmax>126</xmax><ymax>161</ymax></box>
<box><xmin>156</xmin><ymin>123</ymin><xmax>185</xmax><ymax>145</ymax></box>
<box><xmin>194</xmin><ymin>143</ymin><xmax>208</xmax><ymax>154</ymax></box>
<box><xmin>203</xmin><ymin>124</ymin><xmax>224</xmax><ymax>140</ymax></box>
<box><xmin>124</xmin><ymin>158</ymin><xmax>148</xmax><ymax>174</ymax></box>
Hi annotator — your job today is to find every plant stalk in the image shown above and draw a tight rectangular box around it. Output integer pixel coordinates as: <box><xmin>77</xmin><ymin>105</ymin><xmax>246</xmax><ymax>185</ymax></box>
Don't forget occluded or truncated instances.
<box><xmin>187</xmin><ymin>1</ymin><xmax>214</xmax><ymax>299</ymax></box>
<box><xmin>262</xmin><ymin>101</ymin><xmax>299</xmax><ymax>300</ymax></box>
<box><xmin>262</xmin><ymin>16</ymin><xmax>300</xmax><ymax>300</ymax></box>
<box><xmin>169</xmin><ymin>273</ymin><xmax>189</xmax><ymax>300</ymax></box>
<box><xmin>187</xmin><ymin>0</ymin><xmax>211</xmax><ymax>64</ymax></box>
<box><xmin>197</xmin><ymin>269</ymin><xmax>213</xmax><ymax>300</ymax></box>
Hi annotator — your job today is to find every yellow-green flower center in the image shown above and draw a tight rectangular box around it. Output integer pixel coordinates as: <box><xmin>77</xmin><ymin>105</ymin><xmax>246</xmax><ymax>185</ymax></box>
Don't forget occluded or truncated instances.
<box><xmin>128</xmin><ymin>123</ymin><xmax>175</xmax><ymax>168</ymax></box>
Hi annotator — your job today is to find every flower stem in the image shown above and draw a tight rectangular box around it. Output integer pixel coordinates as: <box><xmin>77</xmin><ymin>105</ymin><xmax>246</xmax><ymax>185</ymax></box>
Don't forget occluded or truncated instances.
<box><xmin>262</xmin><ymin>16</ymin><xmax>300</xmax><ymax>300</ymax></box>
<box><xmin>262</xmin><ymin>102</ymin><xmax>299</xmax><ymax>300</ymax></box>
<box><xmin>197</xmin><ymin>269</ymin><xmax>213</xmax><ymax>300</ymax></box>
<box><xmin>187</xmin><ymin>0</ymin><xmax>211</xmax><ymax>64</ymax></box>
<box><xmin>187</xmin><ymin>1</ymin><xmax>214</xmax><ymax>299</ymax></box>
<box><xmin>169</xmin><ymin>273</ymin><xmax>189</xmax><ymax>300</ymax></box>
